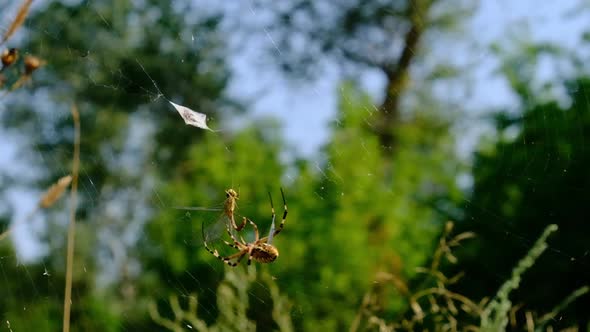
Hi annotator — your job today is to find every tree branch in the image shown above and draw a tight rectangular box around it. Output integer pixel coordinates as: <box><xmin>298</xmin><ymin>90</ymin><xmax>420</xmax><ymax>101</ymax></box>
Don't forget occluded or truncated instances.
<box><xmin>376</xmin><ymin>0</ymin><xmax>432</xmax><ymax>152</ymax></box>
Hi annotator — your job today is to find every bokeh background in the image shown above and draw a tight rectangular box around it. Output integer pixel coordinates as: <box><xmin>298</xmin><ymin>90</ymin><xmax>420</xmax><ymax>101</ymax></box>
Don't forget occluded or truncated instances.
<box><xmin>1</xmin><ymin>0</ymin><xmax>589</xmax><ymax>331</ymax></box>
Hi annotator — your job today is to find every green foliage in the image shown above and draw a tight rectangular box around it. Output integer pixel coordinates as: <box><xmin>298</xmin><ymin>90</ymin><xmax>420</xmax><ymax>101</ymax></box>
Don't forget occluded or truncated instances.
<box><xmin>491</xmin><ymin>36</ymin><xmax>563</xmax><ymax>104</ymax></box>
<box><xmin>260</xmin><ymin>82</ymin><xmax>462</xmax><ymax>330</ymax></box>
<box><xmin>142</xmin><ymin>121</ymin><xmax>286</xmax><ymax>329</ymax></box>
<box><xmin>480</xmin><ymin>224</ymin><xmax>558</xmax><ymax>332</ymax></box>
<box><xmin>453</xmin><ymin>77</ymin><xmax>590</xmax><ymax>328</ymax></box>
<box><xmin>143</xmin><ymin>81</ymin><xmax>461</xmax><ymax>331</ymax></box>
<box><xmin>145</xmin><ymin>121</ymin><xmax>284</xmax><ymax>273</ymax></box>
<box><xmin>149</xmin><ymin>267</ymin><xmax>293</xmax><ymax>332</ymax></box>
<box><xmin>4</xmin><ymin>0</ymin><xmax>230</xmax><ymax>194</ymax></box>
<box><xmin>348</xmin><ymin>223</ymin><xmax>587</xmax><ymax>331</ymax></box>
<box><xmin>0</xmin><ymin>242</ymin><xmax>120</xmax><ymax>332</ymax></box>
<box><xmin>1</xmin><ymin>0</ymin><xmax>232</xmax><ymax>329</ymax></box>
<box><xmin>3</xmin><ymin>1</ymin><xmax>590</xmax><ymax>331</ymax></box>
<box><xmin>350</xmin><ymin>222</ymin><xmax>482</xmax><ymax>332</ymax></box>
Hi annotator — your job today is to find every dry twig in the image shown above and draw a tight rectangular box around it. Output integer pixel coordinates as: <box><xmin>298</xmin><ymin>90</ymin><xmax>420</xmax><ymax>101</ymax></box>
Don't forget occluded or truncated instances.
<box><xmin>1</xmin><ymin>0</ymin><xmax>34</xmax><ymax>45</ymax></box>
<box><xmin>62</xmin><ymin>105</ymin><xmax>80</xmax><ymax>332</ymax></box>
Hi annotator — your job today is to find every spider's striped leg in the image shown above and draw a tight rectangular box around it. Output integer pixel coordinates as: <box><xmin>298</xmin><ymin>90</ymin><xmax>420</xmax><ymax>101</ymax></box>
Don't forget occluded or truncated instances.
<box><xmin>227</xmin><ymin>213</ymin><xmax>247</xmax><ymax>232</ymax></box>
<box><xmin>203</xmin><ymin>235</ymin><xmax>245</xmax><ymax>267</ymax></box>
<box><xmin>234</xmin><ymin>217</ymin><xmax>247</xmax><ymax>231</ymax></box>
<box><xmin>202</xmin><ymin>221</ymin><xmax>239</xmax><ymax>266</ymax></box>
<box><xmin>224</xmin><ymin>223</ymin><xmax>242</xmax><ymax>248</ymax></box>
<box><xmin>213</xmin><ymin>249</ymin><xmax>247</xmax><ymax>267</ymax></box>
<box><xmin>230</xmin><ymin>217</ymin><xmax>259</xmax><ymax>243</ymax></box>
<box><xmin>219</xmin><ymin>222</ymin><xmax>243</xmax><ymax>249</ymax></box>
<box><xmin>273</xmin><ymin>188</ymin><xmax>288</xmax><ymax>237</ymax></box>
<box><xmin>246</xmin><ymin>218</ymin><xmax>260</xmax><ymax>241</ymax></box>
<box><xmin>268</xmin><ymin>190</ymin><xmax>276</xmax><ymax>232</ymax></box>
<box><xmin>259</xmin><ymin>188</ymin><xmax>288</xmax><ymax>244</ymax></box>
<box><xmin>247</xmin><ymin>247</ymin><xmax>255</xmax><ymax>266</ymax></box>
<box><xmin>223</xmin><ymin>240</ymin><xmax>239</xmax><ymax>249</ymax></box>
<box><xmin>235</xmin><ymin>250</ymin><xmax>248</xmax><ymax>265</ymax></box>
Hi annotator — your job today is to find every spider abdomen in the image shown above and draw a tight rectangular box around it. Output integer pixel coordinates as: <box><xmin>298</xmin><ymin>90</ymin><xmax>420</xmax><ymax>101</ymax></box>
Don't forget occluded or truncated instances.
<box><xmin>252</xmin><ymin>243</ymin><xmax>279</xmax><ymax>263</ymax></box>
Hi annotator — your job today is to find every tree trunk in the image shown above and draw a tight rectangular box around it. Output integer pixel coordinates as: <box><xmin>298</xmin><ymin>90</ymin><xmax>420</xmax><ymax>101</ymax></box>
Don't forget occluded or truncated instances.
<box><xmin>374</xmin><ymin>0</ymin><xmax>430</xmax><ymax>154</ymax></box>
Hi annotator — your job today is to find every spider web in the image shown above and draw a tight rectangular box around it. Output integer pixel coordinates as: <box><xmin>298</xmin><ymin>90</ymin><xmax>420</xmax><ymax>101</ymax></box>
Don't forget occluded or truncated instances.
<box><xmin>0</xmin><ymin>0</ymin><xmax>589</xmax><ymax>331</ymax></box>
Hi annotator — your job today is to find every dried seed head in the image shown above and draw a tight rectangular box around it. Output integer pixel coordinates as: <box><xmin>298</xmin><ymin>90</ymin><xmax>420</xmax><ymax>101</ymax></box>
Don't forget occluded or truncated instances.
<box><xmin>40</xmin><ymin>175</ymin><xmax>72</xmax><ymax>208</ymax></box>
<box><xmin>24</xmin><ymin>55</ymin><xmax>43</xmax><ymax>75</ymax></box>
<box><xmin>1</xmin><ymin>48</ymin><xmax>18</xmax><ymax>67</ymax></box>
<box><xmin>444</xmin><ymin>221</ymin><xmax>454</xmax><ymax>234</ymax></box>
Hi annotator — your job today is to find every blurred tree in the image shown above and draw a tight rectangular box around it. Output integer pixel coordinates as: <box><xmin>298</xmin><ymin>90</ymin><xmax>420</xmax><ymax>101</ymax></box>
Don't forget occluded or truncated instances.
<box><xmin>9</xmin><ymin>0</ymin><xmax>230</xmax><ymax>179</ymax></box>
<box><xmin>452</xmin><ymin>76</ymin><xmax>590</xmax><ymax>328</ymax></box>
<box><xmin>232</xmin><ymin>4</ymin><xmax>476</xmax><ymax>326</ymax></box>
<box><xmin>1</xmin><ymin>0</ymin><xmax>232</xmax><ymax>328</ymax></box>
<box><xmin>142</xmin><ymin>119</ymin><xmax>288</xmax><ymax>330</ymax></box>
<box><xmin>145</xmin><ymin>80</ymin><xmax>462</xmax><ymax>330</ymax></box>
<box><xmin>264</xmin><ymin>83</ymin><xmax>462</xmax><ymax>330</ymax></box>
<box><xmin>0</xmin><ymin>1</ymin><xmax>498</xmax><ymax>331</ymax></box>
<box><xmin>252</xmin><ymin>0</ymin><xmax>475</xmax><ymax>152</ymax></box>
<box><xmin>0</xmin><ymin>228</ymin><xmax>120</xmax><ymax>332</ymax></box>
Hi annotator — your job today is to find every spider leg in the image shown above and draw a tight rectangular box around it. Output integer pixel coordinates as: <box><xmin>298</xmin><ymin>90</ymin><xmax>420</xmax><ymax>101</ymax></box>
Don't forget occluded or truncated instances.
<box><xmin>224</xmin><ymin>223</ymin><xmax>242</xmax><ymax>248</ymax></box>
<box><xmin>247</xmin><ymin>247</ymin><xmax>255</xmax><ymax>266</ymax></box>
<box><xmin>203</xmin><ymin>221</ymin><xmax>244</xmax><ymax>267</ymax></box>
<box><xmin>267</xmin><ymin>190</ymin><xmax>276</xmax><ymax>243</ymax></box>
<box><xmin>216</xmin><ymin>250</ymin><xmax>247</xmax><ymax>267</ymax></box>
<box><xmin>225</xmin><ymin>213</ymin><xmax>240</xmax><ymax>232</ymax></box>
<box><xmin>230</xmin><ymin>199</ymin><xmax>248</xmax><ymax>231</ymax></box>
<box><xmin>203</xmin><ymin>239</ymin><xmax>245</xmax><ymax>267</ymax></box>
<box><xmin>222</xmin><ymin>217</ymin><xmax>257</xmax><ymax>249</ymax></box>
<box><xmin>235</xmin><ymin>217</ymin><xmax>247</xmax><ymax>231</ymax></box>
<box><xmin>273</xmin><ymin>188</ymin><xmax>288</xmax><ymax>237</ymax></box>
<box><xmin>233</xmin><ymin>217</ymin><xmax>259</xmax><ymax>244</ymax></box>
<box><xmin>223</xmin><ymin>240</ymin><xmax>239</xmax><ymax>249</ymax></box>
<box><xmin>247</xmin><ymin>218</ymin><xmax>260</xmax><ymax>241</ymax></box>
<box><xmin>234</xmin><ymin>251</ymin><xmax>248</xmax><ymax>265</ymax></box>
<box><xmin>259</xmin><ymin>188</ymin><xmax>288</xmax><ymax>244</ymax></box>
<box><xmin>268</xmin><ymin>190</ymin><xmax>276</xmax><ymax>226</ymax></box>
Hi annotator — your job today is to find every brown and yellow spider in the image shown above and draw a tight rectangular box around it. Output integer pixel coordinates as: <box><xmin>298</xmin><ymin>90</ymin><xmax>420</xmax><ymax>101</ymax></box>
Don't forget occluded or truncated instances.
<box><xmin>203</xmin><ymin>188</ymin><xmax>287</xmax><ymax>266</ymax></box>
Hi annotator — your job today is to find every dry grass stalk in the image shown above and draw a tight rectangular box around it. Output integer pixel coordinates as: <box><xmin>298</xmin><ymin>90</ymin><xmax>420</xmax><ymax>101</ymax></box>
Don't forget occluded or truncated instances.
<box><xmin>509</xmin><ymin>303</ymin><xmax>524</xmax><ymax>329</ymax></box>
<box><xmin>525</xmin><ymin>311</ymin><xmax>535</xmax><ymax>332</ymax></box>
<box><xmin>350</xmin><ymin>221</ymin><xmax>481</xmax><ymax>332</ymax></box>
<box><xmin>40</xmin><ymin>175</ymin><xmax>72</xmax><ymax>208</ymax></box>
<box><xmin>149</xmin><ymin>294</ymin><xmax>207</xmax><ymax>332</ymax></box>
<box><xmin>62</xmin><ymin>104</ymin><xmax>80</xmax><ymax>332</ymax></box>
<box><xmin>1</xmin><ymin>0</ymin><xmax>34</xmax><ymax>45</ymax></box>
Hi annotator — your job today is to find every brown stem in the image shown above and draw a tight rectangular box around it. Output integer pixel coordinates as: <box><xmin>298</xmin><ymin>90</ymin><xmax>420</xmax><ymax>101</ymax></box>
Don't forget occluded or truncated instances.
<box><xmin>62</xmin><ymin>105</ymin><xmax>80</xmax><ymax>332</ymax></box>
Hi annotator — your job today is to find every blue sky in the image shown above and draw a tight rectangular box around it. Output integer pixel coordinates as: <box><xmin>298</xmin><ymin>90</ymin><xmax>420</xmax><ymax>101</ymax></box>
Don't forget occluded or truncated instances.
<box><xmin>227</xmin><ymin>0</ymin><xmax>588</xmax><ymax>157</ymax></box>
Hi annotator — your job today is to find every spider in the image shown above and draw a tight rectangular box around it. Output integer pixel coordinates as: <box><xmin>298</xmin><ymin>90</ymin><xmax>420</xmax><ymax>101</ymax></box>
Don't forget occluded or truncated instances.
<box><xmin>203</xmin><ymin>188</ymin><xmax>287</xmax><ymax>266</ymax></box>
